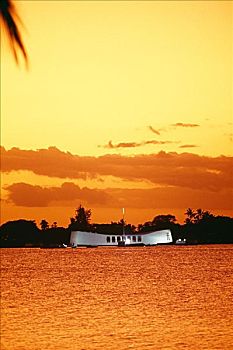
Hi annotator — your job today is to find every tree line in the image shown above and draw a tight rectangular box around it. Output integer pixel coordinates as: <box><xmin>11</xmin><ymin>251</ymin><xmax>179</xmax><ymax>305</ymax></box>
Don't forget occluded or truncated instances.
<box><xmin>0</xmin><ymin>205</ymin><xmax>232</xmax><ymax>247</ymax></box>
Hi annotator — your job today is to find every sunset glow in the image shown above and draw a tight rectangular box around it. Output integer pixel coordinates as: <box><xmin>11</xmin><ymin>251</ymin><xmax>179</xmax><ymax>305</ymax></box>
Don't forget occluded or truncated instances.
<box><xmin>1</xmin><ymin>0</ymin><xmax>232</xmax><ymax>226</ymax></box>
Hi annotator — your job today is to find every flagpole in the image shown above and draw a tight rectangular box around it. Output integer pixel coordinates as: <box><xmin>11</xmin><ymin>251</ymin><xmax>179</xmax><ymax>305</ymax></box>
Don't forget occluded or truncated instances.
<box><xmin>122</xmin><ymin>207</ymin><xmax>125</xmax><ymax>236</ymax></box>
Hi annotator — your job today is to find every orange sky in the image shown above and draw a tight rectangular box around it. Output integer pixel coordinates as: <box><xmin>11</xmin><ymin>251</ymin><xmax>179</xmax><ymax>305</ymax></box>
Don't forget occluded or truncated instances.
<box><xmin>1</xmin><ymin>1</ymin><xmax>232</xmax><ymax>227</ymax></box>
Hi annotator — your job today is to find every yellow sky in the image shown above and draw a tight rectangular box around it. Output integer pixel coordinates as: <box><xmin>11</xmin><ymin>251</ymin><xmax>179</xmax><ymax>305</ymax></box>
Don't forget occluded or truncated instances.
<box><xmin>1</xmin><ymin>1</ymin><xmax>232</xmax><ymax>226</ymax></box>
<box><xmin>1</xmin><ymin>0</ymin><xmax>232</xmax><ymax>156</ymax></box>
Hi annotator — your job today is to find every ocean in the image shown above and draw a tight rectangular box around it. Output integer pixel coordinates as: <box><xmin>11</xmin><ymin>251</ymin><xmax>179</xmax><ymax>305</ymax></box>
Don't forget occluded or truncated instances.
<box><xmin>1</xmin><ymin>245</ymin><xmax>233</xmax><ymax>350</ymax></box>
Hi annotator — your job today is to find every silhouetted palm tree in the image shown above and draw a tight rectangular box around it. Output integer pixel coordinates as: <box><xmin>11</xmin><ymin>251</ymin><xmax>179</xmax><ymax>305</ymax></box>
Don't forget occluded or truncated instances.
<box><xmin>0</xmin><ymin>0</ymin><xmax>27</xmax><ymax>64</ymax></box>
<box><xmin>40</xmin><ymin>219</ymin><xmax>49</xmax><ymax>231</ymax></box>
<box><xmin>185</xmin><ymin>208</ymin><xmax>195</xmax><ymax>224</ymax></box>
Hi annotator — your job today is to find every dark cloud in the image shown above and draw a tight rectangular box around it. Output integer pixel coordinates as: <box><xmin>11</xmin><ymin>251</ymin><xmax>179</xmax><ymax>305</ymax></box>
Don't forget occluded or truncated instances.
<box><xmin>172</xmin><ymin>122</ymin><xmax>200</xmax><ymax>127</ymax></box>
<box><xmin>1</xmin><ymin>146</ymin><xmax>233</xmax><ymax>192</ymax></box>
<box><xmin>103</xmin><ymin>139</ymin><xmax>176</xmax><ymax>149</ymax></box>
<box><xmin>179</xmin><ymin>144</ymin><xmax>198</xmax><ymax>148</ymax></box>
<box><xmin>104</xmin><ymin>140</ymin><xmax>142</xmax><ymax>149</ymax></box>
<box><xmin>4</xmin><ymin>182</ymin><xmax>232</xmax><ymax>211</ymax></box>
<box><xmin>5</xmin><ymin>182</ymin><xmax>113</xmax><ymax>207</ymax></box>
<box><xmin>144</xmin><ymin>140</ymin><xmax>176</xmax><ymax>146</ymax></box>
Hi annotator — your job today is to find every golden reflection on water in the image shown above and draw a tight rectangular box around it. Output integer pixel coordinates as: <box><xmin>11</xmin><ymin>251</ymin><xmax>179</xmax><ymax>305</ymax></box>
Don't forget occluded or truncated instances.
<box><xmin>1</xmin><ymin>246</ymin><xmax>233</xmax><ymax>350</ymax></box>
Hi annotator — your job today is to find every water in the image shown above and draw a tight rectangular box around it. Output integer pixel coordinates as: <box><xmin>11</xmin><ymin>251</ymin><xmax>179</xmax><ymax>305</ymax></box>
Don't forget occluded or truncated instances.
<box><xmin>1</xmin><ymin>246</ymin><xmax>233</xmax><ymax>350</ymax></box>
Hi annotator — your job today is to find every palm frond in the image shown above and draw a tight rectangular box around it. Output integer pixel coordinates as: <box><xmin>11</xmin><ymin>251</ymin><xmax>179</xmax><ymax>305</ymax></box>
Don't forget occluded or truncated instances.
<box><xmin>0</xmin><ymin>0</ymin><xmax>28</xmax><ymax>64</ymax></box>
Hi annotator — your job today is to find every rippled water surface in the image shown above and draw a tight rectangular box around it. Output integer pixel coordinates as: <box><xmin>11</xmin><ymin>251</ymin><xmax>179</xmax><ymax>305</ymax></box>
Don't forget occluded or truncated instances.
<box><xmin>1</xmin><ymin>246</ymin><xmax>233</xmax><ymax>350</ymax></box>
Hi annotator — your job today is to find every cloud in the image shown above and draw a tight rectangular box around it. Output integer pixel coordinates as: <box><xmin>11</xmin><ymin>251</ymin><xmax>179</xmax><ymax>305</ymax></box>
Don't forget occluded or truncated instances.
<box><xmin>104</xmin><ymin>140</ymin><xmax>142</xmax><ymax>149</ymax></box>
<box><xmin>103</xmin><ymin>139</ymin><xmax>176</xmax><ymax>149</ymax></box>
<box><xmin>5</xmin><ymin>182</ymin><xmax>114</xmax><ymax>207</ymax></box>
<box><xmin>1</xmin><ymin>146</ymin><xmax>94</xmax><ymax>179</ymax></box>
<box><xmin>172</xmin><ymin>122</ymin><xmax>200</xmax><ymax>127</ymax></box>
<box><xmin>179</xmin><ymin>144</ymin><xmax>198</xmax><ymax>148</ymax></box>
<box><xmin>144</xmin><ymin>140</ymin><xmax>176</xmax><ymax>146</ymax></box>
<box><xmin>1</xmin><ymin>146</ymin><xmax>233</xmax><ymax>192</ymax></box>
<box><xmin>4</xmin><ymin>182</ymin><xmax>232</xmax><ymax>211</ymax></box>
<box><xmin>148</xmin><ymin>126</ymin><xmax>160</xmax><ymax>135</ymax></box>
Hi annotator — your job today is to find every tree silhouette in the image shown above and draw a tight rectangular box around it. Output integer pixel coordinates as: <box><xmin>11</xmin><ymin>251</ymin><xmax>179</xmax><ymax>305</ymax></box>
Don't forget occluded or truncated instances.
<box><xmin>93</xmin><ymin>221</ymin><xmax>136</xmax><ymax>235</ymax></box>
<box><xmin>183</xmin><ymin>208</ymin><xmax>233</xmax><ymax>243</ymax></box>
<box><xmin>68</xmin><ymin>205</ymin><xmax>92</xmax><ymax>231</ymax></box>
<box><xmin>138</xmin><ymin>214</ymin><xmax>178</xmax><ymax>232</ymax></box>
<box><xmin>0</xmin><ymin>0</ymin><xmax>27</xmax><ymax>64</ymax></box>
<box><xmin>0</xmin><ymin>207</ymin><xmax>232</xmax><ymax>247</ymax></box>
<box><xmin>41</xmin><ymin>226</ymin><xmax>70</xmax><ymax>247</ymax></box>
<box><xmin>193</xmin><ymin>209</ymin><xmax>213</xmax><ymax>224</ymax></box>
<box><xmin>0</xmin><ymin>219</ymin><xmax>39</xmax><ymax>247</ymax></box>
<box><xmin>152</xmin><ymin>214</ymin><xmax>177</xmax><ymax>226</ymax></box>
<box><xmin>185</xmin><ymin>208</ymin><xmax>196</xmax><ymax>224</ymax></box>
<box><xmin>40</xmin><ymin>219</ymin><xmax>49</xmax><ymax>231</ymax></box>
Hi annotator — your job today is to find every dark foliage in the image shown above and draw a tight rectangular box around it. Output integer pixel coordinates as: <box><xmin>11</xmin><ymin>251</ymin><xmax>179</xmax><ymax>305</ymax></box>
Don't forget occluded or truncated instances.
<box><xmin>0</xmin><ymin>207</ymin><xmax>232</xmax><ymax>247</ymax></box>
<box><xmin>92</xmin><ymin>221</ymin><xmax>136</xmax><ymax>235</ymax></box>
<box><xmin>68</xmin><ymin>205</ymin><xmax>92</xmax><ymax>232</ymax></box>
<box><xmin>0</xmin><ymin>0</ymin><xmax>28</xmax><ymax>64</ymax></box>
<box><xmin>40</xmin><ymin>219</ymin><xmax>49</xmax><ymax>231</ymax></box>
<box><xmin>183</xmin><ymin>212</ymin><xmax>233</xmax><ymax>244</ymax></box>
<box><xmin>0</xmin><ymin>219</ymin><xmax>40</xmax><ymax>247</ymax></box>
<box><xmin>40</xmin><ymin>227</ymin><xmax>70</xmax><ymax>247</ymax></box>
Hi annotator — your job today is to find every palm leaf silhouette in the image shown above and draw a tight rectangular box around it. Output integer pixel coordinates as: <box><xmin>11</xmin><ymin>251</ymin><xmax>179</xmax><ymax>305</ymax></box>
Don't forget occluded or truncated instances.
<box><xmin>0</xmin><ymin>0</ymin><xmax>27</xmax><ymax>64</ymax></box>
